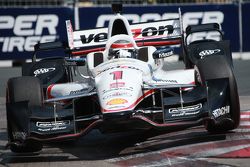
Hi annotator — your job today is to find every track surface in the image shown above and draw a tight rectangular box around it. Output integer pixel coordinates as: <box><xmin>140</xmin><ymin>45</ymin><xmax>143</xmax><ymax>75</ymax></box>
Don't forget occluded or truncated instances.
<box><xmin>0</xmin><ymin>60</ymin><xmax>250</xmax><ymax>167</ymax></box>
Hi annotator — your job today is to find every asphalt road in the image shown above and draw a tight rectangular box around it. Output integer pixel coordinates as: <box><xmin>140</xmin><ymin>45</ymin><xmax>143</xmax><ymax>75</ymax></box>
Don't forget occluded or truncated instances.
<box><xmin>0</xmin><ymin>60</ymin><xmax>250</xmax><ymax>167</ymax></box>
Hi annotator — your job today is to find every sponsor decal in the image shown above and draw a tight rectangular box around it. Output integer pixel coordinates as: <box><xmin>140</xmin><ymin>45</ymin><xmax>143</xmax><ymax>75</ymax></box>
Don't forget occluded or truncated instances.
<box><xmin>96</xmin><ymin>12</ymin><xmax>223</xmax><ymax>43</ymax></box>
<box><xmin>96</xmin><ymin>12</ymin><xmax>223</xmax><ymax>29</ymax></box>
<box><xmin>70</xmin><ymin>88</ymin><xmax>86</xmax><ymax>95</ymax></box>
<box><xmin>97</xmin><ymin>65</ymin><xmax>141</xmax><ymax>75</ymax></box>
<box><xmin>12</xmin><ymin>132</ymin><xmax>27</xmax><ymax>140</ymax></box>
<box><xmin>80</xmin><ymin>25</ymin><xmax>174</xmax><ymax>45</ymax></box>
<box><xmin>103</xmin><ymin>87</ymin><xmax>133</xmax><ymax>94</ymax></box>
<box><xmin>168</xmin><ymin>103</ymin><xmax>202</xmax><ymax>117</ymax></box>
<box><xmin>107</xmin><ymin>105</ymin><xmax>127</xmax><ymax>110</ymax></box>
<box><xmin>110</xmin><ymin>82</ymin><xmax>125</xmax><ymax>89</ymax></box>
<box><xmin>159</xmin><ymin>79</ymin><xmax>177</xmax><ymax>84</ymax></box>
<box><xmin>36</xmin><ymin>120</ymin><xmax>70</xmax><ymax>132</ymax></box>
<box><xmin>38</xmin><ymin>126</ymin><xmax>67</xmax><ymax>132</ymax></box>
<box><xmin>152</xmin><ymin>77</ymin><xmax>178</xmax><ymax>84</ymax></box>
<box><xmin>212</xmin><ymin>105</ymin><xmax>230</xmax><ymax>118</ymax></box>
<box><xmin>110</xmin><ymin>71</ymin><xmax>123</xmax><ymax>80</ymax></box>
<box><xmin>80</xmin><ymin>32</ymin><xmax>107</xmax><ymax>44</ymax></box>
<box><xmin>102</xmin><ymin>92</ymin><xmax>132</xmax><ymax>100</ymax></box>
<box><xmin>65</xmin><ymin>61</ymin><xmax>77</xmax><ymax>66</ymax></box>
<box><xmin>107</xmin><ymin>98</ymin><xmax>128</xmax><ymax>105</ymax></box>
<box><xmin>34</xmin><ymin>67</ymin><xmax>56</xmax><ymax>77</ymax></box>
<box><xmin>153</xmin><ymin>47</ymin><xmax>175</xmax><ymax>59</ymax></box>
<box><xmin>66</xmin><ymin>20</ymin><xmax>74</xmax><ymax>50</ymax></box>
<box><xmin>36</xmin><ymin>120</ymin><xmax>70</xmax><ymax>128</ymax></box>
<box><xmin>199</xmin><ymin>49</ymin><xmax>221</xmax><ymax>58</ymax></box>
<box><xmin>0</xmin><ymin>14</ymin><xmax>58</xmax><ymax>53</ymax></box>
<box><xmin>158</xmin><ymin>50</ymin><xmax>174</xmax><ymax>59</ymax></box>
<box><xmin>131</xmin><ymin>25</ymin><xmax>174</xmax><ymax>38</ymax></box>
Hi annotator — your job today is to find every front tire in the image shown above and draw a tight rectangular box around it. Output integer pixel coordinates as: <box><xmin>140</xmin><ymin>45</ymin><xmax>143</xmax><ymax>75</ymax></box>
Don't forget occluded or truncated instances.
<box><xmin>196</xmin><ymin>55</ymin><xmax>240</xmax><ymax>132</ymax></box>
<box><xmin>205</xmin><ymin>74</ymin><xmax>240</xmax><ymax>132</ymax></box>
<box><xmin>6</xmin><ymin>76</ymin><xmax>43</xmax><ymax>153</ymax></box>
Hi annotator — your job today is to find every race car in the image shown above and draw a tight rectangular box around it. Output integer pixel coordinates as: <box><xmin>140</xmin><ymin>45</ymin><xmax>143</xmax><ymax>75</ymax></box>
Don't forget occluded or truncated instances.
<box><xmin>6</xmin><ymin>4</ymin><xmax>240</xmax><ymax>153</ymax></box>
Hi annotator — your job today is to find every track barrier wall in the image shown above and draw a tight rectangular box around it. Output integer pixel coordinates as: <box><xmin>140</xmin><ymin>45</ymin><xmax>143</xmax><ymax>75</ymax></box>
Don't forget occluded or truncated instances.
<box><xmin>0</xmin><ymin>3</ymin><xmax>249</xmax><ymax>61</ymax></box>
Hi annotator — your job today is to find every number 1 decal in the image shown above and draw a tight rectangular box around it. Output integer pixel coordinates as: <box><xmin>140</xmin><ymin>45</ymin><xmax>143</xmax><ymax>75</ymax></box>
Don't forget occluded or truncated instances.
<box><xmin>111</xmin><ymin>71</ymin><xmax>123</xmax><ymax>80</ymax></box>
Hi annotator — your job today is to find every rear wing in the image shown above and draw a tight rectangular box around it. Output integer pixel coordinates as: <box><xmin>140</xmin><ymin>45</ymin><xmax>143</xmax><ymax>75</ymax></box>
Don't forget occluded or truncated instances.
<box><xmin>66</xmin><ymin>18</ymin><xmax>182</xmax><ymax>56</ymax></box>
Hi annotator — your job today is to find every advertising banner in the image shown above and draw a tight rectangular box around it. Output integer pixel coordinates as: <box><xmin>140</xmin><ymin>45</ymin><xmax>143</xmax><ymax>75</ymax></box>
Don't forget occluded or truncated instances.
<box><xmin>242</xmin><ymin>3</ymin><xmax>250</xmax><ymax>52</ymax></box>
<box><xmin>78</xmin><ymin>4</ymin><xmax>240</xmax><ymax>52</ymax></box>
<box><xmin>0</xmin><ymin>7</ymin><xmax>73</xmax><ymax>59</ymax></box>
<box><xmin>0</xmin><ymin>4</ymin><xmax>247</xmax><ymax>60</ymax></box>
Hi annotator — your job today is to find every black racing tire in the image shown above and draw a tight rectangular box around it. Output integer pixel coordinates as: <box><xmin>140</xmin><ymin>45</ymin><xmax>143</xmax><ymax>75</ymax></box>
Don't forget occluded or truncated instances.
<box><xmin>205</xmin><ymin>74</ymin><xmax>240</xmax><ymax>132</ymax></box>
<box><xmin>196</xmin><ymin>55</ymin><xmax>240</xmax><ymax>132</ymax></box>
<box><xmin>6</xmin><ymin>76</ymin><xmax>43</xmax><ymax>153</ymax></box>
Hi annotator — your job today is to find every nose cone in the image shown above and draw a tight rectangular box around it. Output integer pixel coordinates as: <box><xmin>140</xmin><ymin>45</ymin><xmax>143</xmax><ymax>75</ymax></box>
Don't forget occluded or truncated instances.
<box><xmin>95</xmin><ymin>68</ymin><xmax>143</xmax><ymax>113</ymax></box>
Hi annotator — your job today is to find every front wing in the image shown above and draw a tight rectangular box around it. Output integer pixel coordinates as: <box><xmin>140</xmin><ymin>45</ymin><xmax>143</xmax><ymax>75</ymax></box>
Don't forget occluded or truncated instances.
<box><xmin>7</xmin><ymin>78</ymin><xmax>232</xmax><ymax>142</ymax></box>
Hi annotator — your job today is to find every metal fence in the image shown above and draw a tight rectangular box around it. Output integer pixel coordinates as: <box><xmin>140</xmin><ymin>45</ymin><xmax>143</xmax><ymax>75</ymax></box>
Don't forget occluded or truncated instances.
<box><xmin>0</xmin><ymin>0</ymin><xmax>72</xmax><ymax>7</ymax></box>
<box><xmin>90</xmin><ymin>0</ymin><xmax>235</xmax><ymax>5</ymax></box>
<box><xmin>0</xmin><ymin>0</ymin><xmax>249</xmax><ymax>7</ymax></box>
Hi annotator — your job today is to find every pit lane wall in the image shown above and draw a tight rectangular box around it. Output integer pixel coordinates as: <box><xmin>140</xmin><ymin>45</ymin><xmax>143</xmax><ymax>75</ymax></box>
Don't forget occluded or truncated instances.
<box><xmin>0</xmin><ymin>3</ymin><xmax>249</xmax><ymax>61</ymax></box>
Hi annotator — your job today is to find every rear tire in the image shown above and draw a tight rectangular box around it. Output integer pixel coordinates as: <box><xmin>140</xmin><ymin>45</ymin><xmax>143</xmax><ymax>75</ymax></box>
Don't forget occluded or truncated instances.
<box><xmin>6</xmin><ymin>76</ymin><xmax>43</xmax><ymax>153</ymax></box>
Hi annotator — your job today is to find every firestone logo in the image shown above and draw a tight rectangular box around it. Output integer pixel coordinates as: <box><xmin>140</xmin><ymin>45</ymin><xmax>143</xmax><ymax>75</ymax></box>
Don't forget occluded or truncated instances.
<box><xmin>0</xmin><ymin>14</ymin><xmax>59</xmax><ymax>53</ymax></box>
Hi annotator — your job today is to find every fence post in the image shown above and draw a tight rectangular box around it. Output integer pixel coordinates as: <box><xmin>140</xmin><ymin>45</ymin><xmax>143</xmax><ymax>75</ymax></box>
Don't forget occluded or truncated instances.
<box><xmin>74</xmin><ymin>0</ymin><xmax>80</xmax><ymax>30</ymax></box>
<box><xmin>239</xmin><ymin>0</ymin><xmax>243</xmax><ymax>59</ymax></box>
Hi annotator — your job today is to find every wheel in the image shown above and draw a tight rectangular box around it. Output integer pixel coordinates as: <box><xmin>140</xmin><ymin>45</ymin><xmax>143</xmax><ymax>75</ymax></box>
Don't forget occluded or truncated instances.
<box><xmin>6</xmin><ymin>76</ymin><xmax>43</xmax><ymax>153</ymax></box>
<box><xmin>196</xmin><ymin>55</ymin><xmax>240</xmax><ymax>132</ymax></box>
<box><xmin>205</xmin><ymin>74</ymin><xmax>240</xmax><ymax>132</ymax></box>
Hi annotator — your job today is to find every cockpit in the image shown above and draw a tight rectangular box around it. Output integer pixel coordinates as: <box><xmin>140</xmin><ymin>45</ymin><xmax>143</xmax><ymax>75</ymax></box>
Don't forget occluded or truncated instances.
<box><xmin>105</xmin><ymin>34</ymin><xmax>138</xmax><ymax>59</ymax></box>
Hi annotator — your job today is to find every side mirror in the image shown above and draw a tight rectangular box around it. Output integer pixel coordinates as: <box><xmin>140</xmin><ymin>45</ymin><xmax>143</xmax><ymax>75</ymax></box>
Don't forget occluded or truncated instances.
<box><xmin>153</xmin><ymin>48</ymin><xmax>174</xmax><ymax>59</ymax></box>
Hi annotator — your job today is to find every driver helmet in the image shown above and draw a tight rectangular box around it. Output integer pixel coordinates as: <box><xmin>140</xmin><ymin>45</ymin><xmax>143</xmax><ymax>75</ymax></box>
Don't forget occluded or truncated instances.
<box><xmin>108</xmin><ymin>39</ymin><xmax>136</xmax><ymax>59</ymax></box>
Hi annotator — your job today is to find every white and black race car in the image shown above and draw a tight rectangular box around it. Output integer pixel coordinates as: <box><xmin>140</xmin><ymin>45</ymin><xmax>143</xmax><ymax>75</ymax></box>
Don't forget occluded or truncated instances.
<box><xmin>6</xmin><ymin>4</ymin><xmax>240</xmax><ymax>153</ymax></box>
